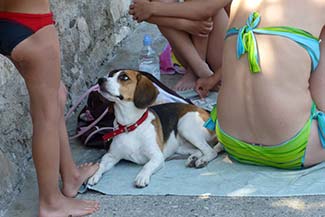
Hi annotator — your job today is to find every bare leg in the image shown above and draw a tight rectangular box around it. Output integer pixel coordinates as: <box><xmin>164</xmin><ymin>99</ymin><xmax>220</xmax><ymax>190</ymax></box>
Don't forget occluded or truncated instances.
<box><xmin>152</xmin><ymin>0</ymin><xmax>213</xmax><ymax>90</ymax></box>
<box><xmin>159</xmin><ymin>27</ymin><xmax>212</xmax><ymax>90</ymax></box>
<box><xmin>11</xmin><ymin>25</ymin><xmax>99</xmax><ymax>217</ymax></box>
<box><xmin>304</xmin><ymin>26</ymin><xmax>325</xmax><ymax>167</ymax></box>
<box><xmin>190</xmin><ymin>0</ymin><xmax>211</xmax><ymax>62</ymax></box>
<box><xmin>174</xmin><ymin>34</ymin><xmax>210</xmax><ymax>91</ymax></box>
<box><xmin>57</xmin><ymin>82</ymin><xmax>99</xmax><ymax>198</ymax></box>
<box><xmin>206</xmin><ymin>9</ymin><xmax>228</xmax><ymax>73</ymax></box>
<box><xmin>195</xmin><ymin>9</ymin><xmax>228</xmax><ymax>98</ymax></box>
<box><xmin>167</xmin><ymin>44</ymin><xmax>199</xmax><ymax>91</ymax></box>
<box><xmin>192</xmin><ymin>35</ymin><xmax>208</xmax><ymax>61</ymax></box>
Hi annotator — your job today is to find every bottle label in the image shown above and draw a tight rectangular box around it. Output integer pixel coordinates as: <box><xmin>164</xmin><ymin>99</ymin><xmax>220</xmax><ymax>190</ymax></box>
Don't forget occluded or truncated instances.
<box><xmin>139</xmin><ymin>63</ymin><xmax>160</xmax><ymax>80</ymax></box>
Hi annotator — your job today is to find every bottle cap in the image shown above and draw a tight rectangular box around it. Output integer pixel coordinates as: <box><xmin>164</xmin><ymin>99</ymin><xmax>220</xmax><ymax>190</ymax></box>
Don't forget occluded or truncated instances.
<box><xmin>143</xmin><ymin>34</ymin><xmax>152</xmax><ymax>46</ymax></box>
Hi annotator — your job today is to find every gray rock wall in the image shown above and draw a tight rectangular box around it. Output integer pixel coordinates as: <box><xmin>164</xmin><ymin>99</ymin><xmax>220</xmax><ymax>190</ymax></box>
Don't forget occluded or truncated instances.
<box><xmin>0</xmin><ymin>0</ymin><xmax>135</xmax><ymax>214</ymax></box>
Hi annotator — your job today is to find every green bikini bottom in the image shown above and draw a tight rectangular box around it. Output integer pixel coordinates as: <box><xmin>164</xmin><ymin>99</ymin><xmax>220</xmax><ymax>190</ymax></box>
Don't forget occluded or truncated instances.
<box><xmin>206</xmin><ymin>104</ymin><xmax>325</xmax><ymax>170</ymax></box>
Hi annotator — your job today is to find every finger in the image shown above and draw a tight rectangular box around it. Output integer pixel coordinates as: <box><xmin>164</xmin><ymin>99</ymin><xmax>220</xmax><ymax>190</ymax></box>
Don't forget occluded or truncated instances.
<box><xmin>202</xmin><ymin>89</ymin><xmax>209</xmax><ymax>98</ymax></box>
<box><xmin>206</xmin><ymin>22</ymin><xmax>213</xmax><ymax>29</ymax></box>
<box><xmin>195</xmin><ymin>83</ymin><xmax>203</xmax><ymax>93</ymax></box>
<box><xmin>198</xmin><ymin>33</ymin><xmax>209</xmax><ymax>38</ymax></box>
<box><xmin>203</xmin><ymin>20</ymin><xmax>213</xmax><ymax>26</ymax></box>
<box><xmin>196</xmin><ymin>89</ymin><xmax>206</xmax><ymax>99</ymax></box>
<box><xmin>137</xmin><ymin>17</ymin><xmax>145</xmax><ymax>22</ymax></box>
<box><xmin>195</xmin><ymin>85</ymin><xmax>201</xmax><ymax>93</ymax></box>
<box><xmin>201</xmin><ymin>28</ymin><xmax>210</xmax><ymax>34</ymax></box>
<box><xmin>205</xmin><ymin>24</ymin><xmax>213</xmax><ymax>31</ymax></box>
<box><xmin>196</xmin><ymin>82</ymin><xmax>209</xmax><ymax>98</ymax></box>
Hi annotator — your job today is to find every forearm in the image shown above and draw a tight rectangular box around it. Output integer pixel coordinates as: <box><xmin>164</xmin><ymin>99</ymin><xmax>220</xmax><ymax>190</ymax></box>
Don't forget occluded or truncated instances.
<box><xmin>150</xmin><ymin>0</ymin><xmax>231</xmax><ymax>20</ymax></box>
<box><xmin>147</xmin><ymin>16</ymin><xmax>189</xmax><ymax>32</ymax></box>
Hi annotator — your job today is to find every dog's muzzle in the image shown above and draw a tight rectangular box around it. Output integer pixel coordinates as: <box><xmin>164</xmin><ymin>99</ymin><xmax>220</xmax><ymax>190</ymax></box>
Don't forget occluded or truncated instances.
<box><xmin>97</xmin><ymin>77</ymin><xmax>124</xmax><ymax>100</ymax></box>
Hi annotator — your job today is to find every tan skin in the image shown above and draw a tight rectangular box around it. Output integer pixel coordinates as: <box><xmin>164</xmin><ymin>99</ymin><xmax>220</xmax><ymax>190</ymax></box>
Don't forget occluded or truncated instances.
<box><xmin>130</xmin><ymin>0</ymin><xmax>228</xmax><ymax>91</ymax></box>
<box><xmin>208</xmin><ymin>0</ymin><xmax>325</xmax><ymax>167</ymax></box>
<box><xmin>132</xmin><ymin>0</ymin><xmax>325</xmax><ymax>168</ymax></box>
<box><xmin>0</xmin><ymin>0</ymin><xmax>100</xmax><ymax>216</ymax></box>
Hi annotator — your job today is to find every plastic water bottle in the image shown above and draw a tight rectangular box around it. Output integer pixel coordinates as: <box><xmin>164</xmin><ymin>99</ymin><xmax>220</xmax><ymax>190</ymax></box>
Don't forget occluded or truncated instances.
<box><xmin>138</xmin><ymin>34</ymin><xmax>160</xmax><ymax>80</ymax></box>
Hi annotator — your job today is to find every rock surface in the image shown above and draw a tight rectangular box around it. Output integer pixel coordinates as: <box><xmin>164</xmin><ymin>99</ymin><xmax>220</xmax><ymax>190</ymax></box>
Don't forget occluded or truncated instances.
<box><xmin>0</xmin><ymin>0</ymin><xmax>135</xmax><ymax>213</ymax></box>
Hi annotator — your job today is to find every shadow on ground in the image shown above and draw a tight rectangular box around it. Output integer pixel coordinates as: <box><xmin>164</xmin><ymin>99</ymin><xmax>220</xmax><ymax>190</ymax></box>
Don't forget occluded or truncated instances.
<box><xmin>5</xmin><ymin>23</ymin><xmax>325</xmax><ymax>217</ymax></box>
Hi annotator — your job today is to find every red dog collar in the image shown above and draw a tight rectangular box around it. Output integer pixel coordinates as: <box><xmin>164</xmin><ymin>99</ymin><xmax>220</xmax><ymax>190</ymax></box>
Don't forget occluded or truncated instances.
<box><xmin>102</xmin><ymin>110</ymin><xmax>149</xmax><ymax>141</ymax></box>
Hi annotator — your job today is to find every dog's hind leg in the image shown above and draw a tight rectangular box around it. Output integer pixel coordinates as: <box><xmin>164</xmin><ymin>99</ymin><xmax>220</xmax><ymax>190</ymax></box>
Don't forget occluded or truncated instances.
<box><xmin>185</xmin><ymin>150</ymin><xmax>204</xmax><ymax>168</ymax></box>
<box><xmin>213</xmin><ymin>142</ymin><xmax>224</xmax><ymax>153</ymax></box>
<box><xmin>88</xmin><ymin>153</ymin><xmax>120</xmax><ymax>185</ymax></box>
<box><xmin>178</xmin><ymin>113</ymin><xmax>218</xmax><ymax>168</ymax></box>
<box><xmin>134</xmin><ymin>153</ymin><xmax>164</xmax><ymax>188</ymax></box>
<box><xmin>174</xmin><ymin>144</ymin><xmax>203</xmax><ymax>167</ymax></box>
<box><xmin>192</xmin><ymin>142</ymin><xmax>224</xmax><ymax>168</ymax></box>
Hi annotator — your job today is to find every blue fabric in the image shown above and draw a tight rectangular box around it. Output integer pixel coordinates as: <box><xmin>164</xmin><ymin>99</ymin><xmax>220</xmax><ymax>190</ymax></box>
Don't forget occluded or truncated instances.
<box><xmin>225</xmin><ymin>12</ymin><xmax>321</xmax><ymax>73</ymax></box>
<box><xmin>312</xmin><ymin>110</ymin><xmax>325</xmax><ymax>149</ymax></box>
<box><xmin>0</xmin><ymin>20</ymin><xmax>34</xmax><ymax>56</ymax></box>
<box><xmin>80</xmin><ymin>158</ymin><xmax>325</xmax><ymax>197</ymax></box>
<box><xmin>203</xmin><ymin>117</ymin><xmax>216</xmax><ymax>131</ymax></box>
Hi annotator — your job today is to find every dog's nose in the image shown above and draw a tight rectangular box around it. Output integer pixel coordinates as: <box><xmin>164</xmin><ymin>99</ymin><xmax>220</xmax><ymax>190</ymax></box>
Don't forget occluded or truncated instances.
<box><xmin>97</xmin><ymin>77</ymin><xmax>107</xmax><ymax>86</ymax></box>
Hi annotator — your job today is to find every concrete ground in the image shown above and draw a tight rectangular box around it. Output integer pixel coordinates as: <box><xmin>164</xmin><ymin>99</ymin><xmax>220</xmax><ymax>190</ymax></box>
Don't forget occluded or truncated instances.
<box><xmin>5</xmin><ymin>23</ymin><xmax>325</xmax><ymax>217</ymax></box>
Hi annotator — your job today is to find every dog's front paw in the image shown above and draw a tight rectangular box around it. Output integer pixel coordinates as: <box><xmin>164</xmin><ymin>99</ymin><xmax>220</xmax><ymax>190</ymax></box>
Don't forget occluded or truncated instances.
<box><xmin>134</xmin><ymin>172</ymin><xmax>151</xmax><ymax>188</ymax></box>
<box><xmin>88</xmin><ymin>171</ymin><xmax>103</xmax><ymax>186</ymax></box>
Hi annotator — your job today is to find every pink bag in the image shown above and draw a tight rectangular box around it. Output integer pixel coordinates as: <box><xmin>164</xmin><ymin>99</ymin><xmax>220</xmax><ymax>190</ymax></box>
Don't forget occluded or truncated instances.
<box><xmin>159</xmin><ymin>43</ymin><xmax>185</xmax><ymax>74</ymax></box>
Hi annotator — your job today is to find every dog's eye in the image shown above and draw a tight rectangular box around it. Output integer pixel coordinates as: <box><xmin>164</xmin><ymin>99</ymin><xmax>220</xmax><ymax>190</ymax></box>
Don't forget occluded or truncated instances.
<box><xmin>118</xmin><ymin>74</ymin><xmax>129</xmax><ymax>81</ymax></box>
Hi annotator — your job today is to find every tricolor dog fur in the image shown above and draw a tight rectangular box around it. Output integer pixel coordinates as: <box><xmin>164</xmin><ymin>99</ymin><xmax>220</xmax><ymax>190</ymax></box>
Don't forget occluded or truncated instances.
<box><xmin>88</xmin><ymin>69</ymin><xmax>222</xmax><ymax>188</ymax></box>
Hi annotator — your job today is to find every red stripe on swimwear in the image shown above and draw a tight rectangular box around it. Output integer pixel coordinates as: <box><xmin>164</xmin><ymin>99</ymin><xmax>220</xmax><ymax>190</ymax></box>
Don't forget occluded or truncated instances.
<box><xmin>0</xmin><ymin>11</ymin><xmax>55</xmax><ymax>32</ymax></box>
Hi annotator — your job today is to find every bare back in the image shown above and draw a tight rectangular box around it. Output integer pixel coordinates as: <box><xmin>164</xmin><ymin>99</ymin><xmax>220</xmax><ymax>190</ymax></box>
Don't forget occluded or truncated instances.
<box><xmin>0</xmin><ymin>0</ymin><xmax>50</xmax><ymax>13</ymax></box>
<box><xmin>218</xmin><ymin>0</ymin><xmax>325</xmax><ymax>145</ymax></box>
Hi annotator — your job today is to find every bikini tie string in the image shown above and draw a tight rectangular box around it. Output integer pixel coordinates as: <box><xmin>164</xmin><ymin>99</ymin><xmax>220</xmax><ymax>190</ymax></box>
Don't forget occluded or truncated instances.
<box><xmin>226</xmin><ymin>12</ymin><xmax>262</xmax><ymax>73</ymax></box>
<box><xmin>225</xmin><ymin>12</ymin><xmax>321</xmax><ymax>73</ymax></box>
<box><xmin>312</xmin><ymin>110</ymin><xmax>325</xmax><ymax>149</ymax></box>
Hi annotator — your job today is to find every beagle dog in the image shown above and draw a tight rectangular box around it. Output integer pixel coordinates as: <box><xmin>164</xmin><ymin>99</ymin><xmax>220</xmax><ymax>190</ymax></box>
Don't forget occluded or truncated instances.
<box><xmin>88</xmin><ymin>69</ymin><xmax>221</xmax><ymax>188</ymax></box>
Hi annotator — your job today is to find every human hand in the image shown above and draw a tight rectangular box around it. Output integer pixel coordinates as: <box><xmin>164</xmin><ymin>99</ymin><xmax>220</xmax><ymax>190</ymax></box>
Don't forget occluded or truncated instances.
<box><xmin>195</xmin><ymin>77</ymin><xmax>212</xmax><ymax>98</ymax></box>
<box><xmin>183</xmin><ymin>19</ymin><xmax>213</xmax><ymax>37</ymax></box>
<box><xmin>129</xmin><ymin>0</ymin><xmax>152</xmax><ymax>22</ymax></box>
<box><xmin>195</xmin><ymin>74</ymin><xmax>221</xmax><ymax>98</ymax></box>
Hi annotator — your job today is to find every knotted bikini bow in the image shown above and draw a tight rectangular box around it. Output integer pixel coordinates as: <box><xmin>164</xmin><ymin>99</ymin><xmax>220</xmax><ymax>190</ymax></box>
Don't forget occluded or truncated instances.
<box><xmin>226</xmin><ymin>12</ymin><xmax>321</xmax><ymax>73</ymax></box>
<box><xmin>227</xmin><ymin>12</ymin><xmax>262</xmax><ymax>73</ymax></box>
<box><xmin>312</xmin><ymin>109</ymin><xmax>325</xmax><ymax>149</ymax></box>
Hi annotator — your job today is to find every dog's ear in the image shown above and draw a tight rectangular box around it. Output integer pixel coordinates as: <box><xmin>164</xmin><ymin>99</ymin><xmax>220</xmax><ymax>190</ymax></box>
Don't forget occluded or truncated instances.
<box><xmin>134</xmin><ymin>74</ymin><xmax>159</xmax><ymax>109</ymax></box>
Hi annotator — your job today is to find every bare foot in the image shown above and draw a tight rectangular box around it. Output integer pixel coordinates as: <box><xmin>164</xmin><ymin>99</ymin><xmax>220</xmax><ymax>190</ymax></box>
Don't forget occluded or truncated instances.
<box><xmin>62</xmin><ymin>163</ymin><xmax>99</xmax><ymax>198</ymax></box>
<box><xmin>174</xmin><ymin>71</ymin><xmax>198</xmax><ymax>91</ymax></box>
<box><xmin>39</xmin><ymin>196</ymin><xmax>100</xmax><ymax>217</ymax></box>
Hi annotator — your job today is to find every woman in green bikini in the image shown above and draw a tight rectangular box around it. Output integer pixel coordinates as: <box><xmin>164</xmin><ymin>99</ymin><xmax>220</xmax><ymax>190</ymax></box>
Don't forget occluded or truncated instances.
<box><xmin>131</xmin><ymin>0</ymin><xmax>325</xmax><ymax>169</ymax></box>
